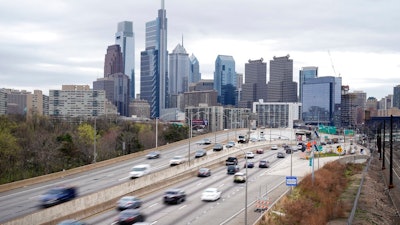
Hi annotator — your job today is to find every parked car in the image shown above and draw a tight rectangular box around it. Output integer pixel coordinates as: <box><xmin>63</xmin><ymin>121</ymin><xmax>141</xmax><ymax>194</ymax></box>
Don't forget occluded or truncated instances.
<box><xmin>146</xmin><ymin>151</ymin><xmax>160</xmax><ymax>159</ymax></box>
<box><xmin>227</xmin><ymin>165</ymin><xmax>240</xmax><ymax>174</ymax></box>
<box><xmin>198</xmin><ymin>167</ymin><xmax>211</xmax><ymax>177</ymax></box>
<box><xmin>213</xmin><ymin>143</ymin><xmax>223</xmax><ymax>151</ymax></box>
<box><xmin>226</xmin><ymin>141</ymin><xmax>236</xmax><ymax>148</ymax></box>
<box><xmin>245</xmin><ymin>151</ymin><xmax>255</xmax><ymax>159</ymax></box>
<box><xmin>233</xmin><ymin>172</ymin><xmax>246</xmax><ymax>183</ymax></box>
<box><xmin>201</xmin><ymin>188</ymin><xmax>222</xmax><ymax>201</ymax></box>
<box><xmin>259</xmin><ymin>160</ymin><xmax>270</xmax><ymax>168</ymax></box>
<box><xmin>163</xmin><ymin>189</ymin><xmax>186</xmax><ymax>204</ymax></box>
<box><xmin>271</xmin><ymin>145</ymin><xmax>278</xmax><ymax>150</ymax></box>
<box><xmin>39</xmin><ymin>186</ymin><xmax>77</xmax><ymax>208</ymax></box>
<box><xmin>244</xmin><ymin>161</ymin><xmax>254</xmax><ymax>168</ymax></box>
<box><xmin>225</xmin><ymin>156</ymin><xmax>238</xmax><ymax>166</ymax></box>
<box><xmin>169</xmin><ymin>156</ymin><xmax>186</xmax><ymax>166</ymax></box>
<box><xmin>116</xmin><ymin>196</ymin><xmax>142</xmax><ymax>211</ymax></box>
<box><xmin>255</xmin><ymin>148</ymin><xmax>264</xmax><ymax>154</ymax></box>
<box><xmin>57</xmin><ymin>220</ymin><xmax>87</xmax><ymax>225</ymax></box>
<box><xmin>194</xmin><ymin>149</ymin><xmax>207</xmax><ymax>158</ymax></box>
<box><xmin>277</xmin><ymin>152</ymin><xmax>285</xmax><ymax>158</ymax></box>
<box><xmin>113</xmin><ymin>209</ymin><xmax>145</xmax><ymax>225</ymax></box>
<box><xmin>129</xmin><ymin>164</ymin><xmax>151</xmax><ymax>179</ymax></box>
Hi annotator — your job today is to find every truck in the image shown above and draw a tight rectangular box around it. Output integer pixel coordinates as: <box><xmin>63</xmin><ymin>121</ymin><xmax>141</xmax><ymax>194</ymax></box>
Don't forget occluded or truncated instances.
<box><xmin>237</xmin><ymin>134</ymin><xmax>248</xmax><ymax>143</ymax></box>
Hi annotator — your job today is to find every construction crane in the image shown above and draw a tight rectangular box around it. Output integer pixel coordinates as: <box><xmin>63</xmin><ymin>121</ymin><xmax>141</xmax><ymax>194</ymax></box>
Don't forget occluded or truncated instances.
<box><xmin>328</xmin><ymin>50</ymin><xmax>340</xmax><ymax>77</ymax></box>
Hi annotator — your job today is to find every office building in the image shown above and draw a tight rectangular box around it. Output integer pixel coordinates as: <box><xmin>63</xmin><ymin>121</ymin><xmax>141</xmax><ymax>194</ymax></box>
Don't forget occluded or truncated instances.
<box><xmin>130</xmin><ymin>98</ymin><xmax>150</xmax><ymax>119</ymax></box>
<box><xmin>299</xmin><ymin>66</ymin><xmax>318</xmax><ymax>103</ymax></box>
<box><xmin>115</xmin><ymin>21</ymin><xmax>135</xmax><ymax>100</ymax></box>
<box><xmin>189</xmin><ymin>79</ymin><xmax>214</xmax><ymax>92</ymax></box>
<box><xmin>393</xmin><ymin>84</ymin><xmax>400</xmax><ymax>109</ymax></box>
<box><xmin>0</xmin><ymin>89</ymin><xmax>7</xmax><ymax>115</ymax></box>
<box><xmin>140</xmin><ymin>0</ymin><xmax>168</xmax><ymax>118</ymax></box>
<box><xmin>267</xmin><ymin>55</ymin><xmax>297</xmax><ymax>102</ymax></box>
<box><xmin>214</xmin><ymin>55</ymin><xmax>237</xmax><ymax>106</ymax></box>
<box><xmin>104</xmin><ymin>44</ymin><xmax>124</xmax><ymax>76</ymax></box>
<box><xmin>253</xmin><ymin>100</ymin><xmax>301</xmax><ymax>128</ymax></box>
<box><xmin>184</xmin><ymin>90</ymin><xmax>218</xmax><ymax>108</ymax></box>
<box><xmin>169</xmin><ymin>43</ymin><xmax>190</xmax><ymax>96</ymax></box>
<box><xmin>239</xmin><ymin>58</ymin><xmax>268</xmax><ymax>109</ymax></box>
<box><xmin>189</xmin><ymin>54</ymin><xmax>201</xmax><ymax>83</ymax></box>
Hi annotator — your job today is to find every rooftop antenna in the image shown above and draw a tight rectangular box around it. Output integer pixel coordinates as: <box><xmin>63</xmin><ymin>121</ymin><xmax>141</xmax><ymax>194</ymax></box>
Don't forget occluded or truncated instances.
<box><xmin>328</xmin><ymin>50</ymin><xmax>340</xmax><ymax>77</ymax></box>
<box><xmin>161</xmin><ymin>0</ymin><xmax>165</xmax><ymax>9</ymax></box>
<box><xmin>181</xmin><ymin>34</ymin><xmax>184</xmax><ymax>47</ymax></box>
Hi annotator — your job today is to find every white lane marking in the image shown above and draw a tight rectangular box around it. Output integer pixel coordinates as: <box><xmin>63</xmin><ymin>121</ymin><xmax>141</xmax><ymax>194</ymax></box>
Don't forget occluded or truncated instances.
<box><xmin>148</xmin><ymin>203</ymin><xmax>158</xmax><ymax>208</ymax></box>
<box><xmin>178</xmin><ymin>205</ymin><xmax>187</xmax><ymax>210</ymax></box>
<box><xmin>118</xmin><ymin>176</ymin><xmax>130</xmax><ymax>181</ymax></box>
<box><xmin>218</xmin><ymin>183</ymin><xmax>225</xmax><ymax>188</ymax></box>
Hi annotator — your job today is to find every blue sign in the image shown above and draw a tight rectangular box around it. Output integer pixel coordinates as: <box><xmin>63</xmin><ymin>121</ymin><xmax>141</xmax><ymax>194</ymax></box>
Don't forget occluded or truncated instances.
<box><xmin>286</xmin><ymin>176</ymin><xmax>297</xmax><ymax>186</ymax></box>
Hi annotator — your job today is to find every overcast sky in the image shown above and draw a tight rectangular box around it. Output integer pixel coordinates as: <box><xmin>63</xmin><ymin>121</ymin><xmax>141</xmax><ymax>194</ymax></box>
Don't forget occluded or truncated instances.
<box><xmin>1</xmin><ymin>0</ymin><xmax>399</xmax><ymax>99</ymax></box>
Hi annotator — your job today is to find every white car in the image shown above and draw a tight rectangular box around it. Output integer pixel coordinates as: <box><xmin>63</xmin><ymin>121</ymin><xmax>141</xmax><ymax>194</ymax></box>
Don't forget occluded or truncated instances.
<box><xmin>169</xmin><ymin>156</ymin><xmax>186</xmax><ymax>166</ymax></box>
<box><xmin>201</xmin><ymin>187</ymin><xmax>222</xmax><ymax>201</ymax></box>
<box><xmin>129</xmin><ymin>164</ymin><xmax>151</xmax><ymax>179</ymax></box>
<box><xmin>245</xmin><ymin>151</ymin><xmax>255</xmax><ymax>159</ymax></box>
<box><xmin>271</xmin><ymin>145</ymin><xmax>278</xmax><ymax>150</ymax></box>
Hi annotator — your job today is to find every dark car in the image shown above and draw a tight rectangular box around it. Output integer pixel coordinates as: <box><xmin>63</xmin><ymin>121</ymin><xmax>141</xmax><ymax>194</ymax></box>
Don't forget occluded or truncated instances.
<box><xmin>57</xmin><ymin>220</ymin><xmax>87</xmax><ymax>225</ymax></box>
<box><xmin>277</xmin><ymin>152</ymin><xmax>285</xmax><ymax>158</ymax></box>
<box><xmin>163</xmin><ymin>189</ymin><xmax>186</xmax><ymax>204</ymax></box>
<box><xmin>244</xmin><ymin>161</ymin><xmax>254</xmax><ymax>168</ymax></box>
<box><xmin>259</xmin><ymin>160</ymin><xmax>270</xmax><ymax>168</ymax></box>
<box><xmin>117</xmin><ymin>196</ymin><xmax>142</xmax><ymax>211</ymax></box>
<box><xmin>40</xmin><ymin>186</ymin><xmax>77</xmax><ymax>208</ymax></box>
<box><xmin>114</xmin><ymin>209</ymin><xmax>145</xmax><ymax>225</ymax></box>
<box><xmin>225</xmin><ymin>156</ymin><xmax>238</xmax><ymax>166</ymax></box>
<box><xmin>227</xmin><ymin>165</ymin><xmax>240</xmax><ymax>174</ymax></box>
<box><xmin>213</xmin><ymin>143</ymin><xmax>223</xmax><ymax>151</ymax></box>
<box><xmin>198</xmin><ymin>167</ymin><xmax>211</xmax><ymax>177</ymax></box>
<box><xmin>146</xmin><ymin>151</ymin><xmax>160</xmax><ymax>159</ymax></box>
<box><xmin>195</xmin><ymin>149</ymin><xmax>207</xmax><ymax>158</ymax></box>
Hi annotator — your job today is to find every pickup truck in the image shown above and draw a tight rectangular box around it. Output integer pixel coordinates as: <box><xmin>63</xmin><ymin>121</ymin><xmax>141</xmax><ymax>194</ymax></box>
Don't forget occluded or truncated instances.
<box><xmin>39</xmin><ymin>186</ymin><xmax>77</xmax><ymax>207</ymax></box>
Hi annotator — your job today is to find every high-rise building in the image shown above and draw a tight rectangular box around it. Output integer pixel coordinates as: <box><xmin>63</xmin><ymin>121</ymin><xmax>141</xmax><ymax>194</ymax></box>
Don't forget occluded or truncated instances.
<box><xmin>267</xmin><ymin>55</ymin><xmax>297</xmax><ymax>102</ymax></box>
<box><xmin>239</xmin><ymin>58</ymin><xmax>268</xmax><ymax>109</ymax></box>
<box><xmin>0</xmin><ymin>89</ymin><xmax>6</xmax><ymax>115</ymax></box>
<box><xmin>169</xmin><ymin>43</ymin><xmax>190</xmax><ymax>95</ymax></box>
<box><xmin>189</xmin><ymin>54</ymin><xmax>201</xmax><ymax>83</ymax></box>
<box><xmin>104</xmin><ymin>44</ymin><xmax>124</xmax><ymax>76</ymax></box>
<box><xmin>393</xmin><ymin>84</ymin><xmax>400</xmax><ymax>109</ymax></box>
<box><xmin>115</xmin><ymin>21</ymin><xmax>135</xmax><ymax>100</ymax></box>
<box><xmin>140</xmin><ymin>0</ymin><xmax>168</xmax><ymax>118</ymax></box>
<box><xmin>299</xmin><ymin>66</ymin><xmax>318</xmax><ymax>103</ymax></box>
<box><xmin>214</xmin><ymin>55</ymin><xmax>237</xmax><ymax>106</ymax></box>
<box><xmin>302</xmin><ymin>76</ymin><xmax>342</xmax><ymax>126</ymax></box>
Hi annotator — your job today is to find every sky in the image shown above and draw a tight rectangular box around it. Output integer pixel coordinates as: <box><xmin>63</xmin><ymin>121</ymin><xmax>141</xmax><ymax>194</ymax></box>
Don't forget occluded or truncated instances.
<box><xmin>1</xmin><ymin>0</ymin><xmax>400</xmax><ymax>100</ymax></box>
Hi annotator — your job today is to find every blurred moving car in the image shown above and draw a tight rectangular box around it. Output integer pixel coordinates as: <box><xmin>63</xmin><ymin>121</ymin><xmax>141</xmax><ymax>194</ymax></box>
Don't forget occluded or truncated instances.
<box><xmin>129</xmin><ymin>164</ymin><xmax>151</xmax><ymax>179</ymax></box>
<box><xmin>277</xmin><ymin>152</ymin><xmax>285</xmax><ymax>158</ymax></box>
<box><xmin>245</xmin><ymin>151</ymin><xmax>255</xmax><ymax>159</ymax></box>
<box><xmin>169</xmin><ymin>156</ymin><xmax>186</xmax><ymax>166</ymax></box>
<box><xmin>201</xmin><ymin>188</ymin><xmax>222</xmax><ymax>201</ymax></box>
<box><xmin>213</xmin><ymin>143</ymin><xmax>223</xmax><ymax>151</ymax></box>
<box><xmin>146</xmin><ymin>151</ymin><xmax>160</xmax><ymax>159</ymax></box>
<box><xmin>233</xmin><ymin>172</ymin><xmax>246</xmax><ymax>183</ymax></box>
<box><xmin>113</xmin><ymin>209</ymin><xmax>145</xmax><ymax>225</ymax></box>
<box><xmin>225</xmin><ymin>157</ymin><xmax>238</xmax><ymax>165</ymax></box>
<box><xmin>39</xmin><ymin>186</ymin><xmax>77</xmax><ymax>208</ymax></box>
<box><xmin>259</xmin><ymin>160</ymin><xmax>270</xmax><ymax>168</ymax></box>
<box><xmin>116</xmin><ymin>196</ymin><xmax>142</xmax><ymax>211</ymax></box>
<box><xmin>163</xmin><ymin>189</ymin><xmax>186</xmax><ymax>204</ymax></box>
<box><xmin>194</xmin><ymin>149</ymin><xmax>207</xmax><ymax>158</ymax></box>
<box><xmin>271</xmin><ymin>145</ymin><xmax>278</xmax><ymax>150</ymax></box>
<box><xmin>198</xmin><ymin>167</ymin><xmax>211</xmax><ymax>177</ymax></box>
<box><xmin>201</xmin><ymin>138</ymin><xmax>212</xmax><ymax>145</ymax></box>
<box><xmin>226</xmin><ymin>141</ymin><xmax>236</xmax><ymax>148</ymax></box>
<box><xmin>227</xmin><ymin>165</ymin><xmax>240</xmax><ymax>174</ymax></box>
<box><xmin>244</xmin><ymin>161</ymin><xmax>254</xmax><ymax>168</ymax></box>
<box><xmin>57</xmin><ymin>220</ymin><xmax>87</xmax><ymax>225</ymax></box>
<box><xmin>255</xmin><ymin>148</ymin><xmax>264</xmax><ymax>154</ymax></box>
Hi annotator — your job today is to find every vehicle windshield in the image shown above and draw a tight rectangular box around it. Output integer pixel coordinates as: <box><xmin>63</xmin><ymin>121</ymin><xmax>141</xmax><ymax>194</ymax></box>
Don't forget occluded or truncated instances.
<box><xmin>165</xmin><ymin>191</ymin><xmax>179</xmax><ymax>195</ymax></box>
<box><xmin>46</xmin><ymin>189</ymin><xmax>63</xmax><ymax>195</ymax></box>
<box><xmin>132</xmin><ymin>167</ymin><xmax>146</xmax><ymax>171</ymax></box>
<box><xmin>173</xmin><ymin>156</ymin><xmax>182</xmax><ymax>159</ymax></box>
<box><xmin>199</xmin><ymin>168</ymin><xmax>208</xmax><ymax>172</ymax></box>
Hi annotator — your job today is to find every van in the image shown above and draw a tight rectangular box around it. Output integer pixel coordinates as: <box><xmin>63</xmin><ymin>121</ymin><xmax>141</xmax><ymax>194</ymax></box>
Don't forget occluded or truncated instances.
<box><xmin>227</xmin><ymin>165</ymin><xmax>240</xmax><ymax>174</ymax></box>
<box><xmin>130</xmin><ymin>164</ymin><xmax>151</xmax><ymax>179</ymax></box>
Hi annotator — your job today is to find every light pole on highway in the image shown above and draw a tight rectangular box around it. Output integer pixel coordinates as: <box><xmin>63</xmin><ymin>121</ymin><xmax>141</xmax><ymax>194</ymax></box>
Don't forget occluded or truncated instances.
<box><xmin>236</xmin><ymin>145</ymin><xmax>248</xmax><ymax>225</ymax></box>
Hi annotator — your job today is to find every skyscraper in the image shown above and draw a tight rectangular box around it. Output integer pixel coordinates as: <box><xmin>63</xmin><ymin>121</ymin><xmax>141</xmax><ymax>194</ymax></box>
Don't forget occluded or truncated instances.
<box><xmin>140</xmin><ymin>0</ymin><xmax>168</xmax><ymax>118</ymax></box>
<box><xmin>214</xmin><ymin>55</ymin><xmax>237</xmax><ymax>106</ymax></box>
<box><xmin>169</xmin><ymin>43</ymin><xmax>190</xmax><ymax>95</ymax></box>
<box><xmin>115</xmin><ymin>21</ymin><xmax>135</xmax><ymax>100</ymax></box>
<box><xmin>393</xmin><ymin>84</ymin><xmax>400</xmax><ymax>109</ymax></box>
<box><xmin>239</xmin><ymin>58</ymin><xmax>268</xmax><ymax>108</ymax></box>
<box><xmin>267</xmin><ymin>55</ymin><xmax>297</xmax><ymax>102</ymax></box>
<box><xmin>189</xmin><ymin>54</ymin><xmax>201</xmax><ymax>83</ymax></box>
<box><xmin>299</xmin><ymin>66</ymin><xmax>318</xmax><ymax>103</ymax></box>
<box><xmin>104</xmin><ymin>44</ymin><xmax>124</xmax><ymax>76</ymax></box>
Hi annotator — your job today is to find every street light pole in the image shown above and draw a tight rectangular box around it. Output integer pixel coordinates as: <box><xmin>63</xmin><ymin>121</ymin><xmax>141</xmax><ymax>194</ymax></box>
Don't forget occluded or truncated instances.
<box><xmin>93</xmin><ymin>117</ymin><xmax>97</xmax><ymax>163</ymax></box>
<box><xmin>236</xmin><ymin>145</ymin><xmax>248</xmax><ymax>225</ymax></box>
<box><xmin>155</xmin><ymin>117</ymin><xmax>158</xmax><ymax>149</ymax></box>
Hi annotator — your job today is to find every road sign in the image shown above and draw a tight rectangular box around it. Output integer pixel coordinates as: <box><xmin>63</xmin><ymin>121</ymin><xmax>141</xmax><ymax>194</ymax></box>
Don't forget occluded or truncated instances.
<box><xmin>286</xmin><ymin>176</ymin><xmax>297</xmax><ymax>186</ymax></box>
<box><xmin>337</xmin><ymin>146</ymin><xmax>343</xmax><ymax>153</ymax></box>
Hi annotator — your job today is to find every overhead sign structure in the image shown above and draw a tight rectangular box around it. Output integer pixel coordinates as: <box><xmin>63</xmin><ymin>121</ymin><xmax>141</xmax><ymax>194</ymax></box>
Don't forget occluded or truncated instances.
<box><xmin>286</xmin><ymin>176</ymin><xmax>298</xmax><ymax>186</ymax></box>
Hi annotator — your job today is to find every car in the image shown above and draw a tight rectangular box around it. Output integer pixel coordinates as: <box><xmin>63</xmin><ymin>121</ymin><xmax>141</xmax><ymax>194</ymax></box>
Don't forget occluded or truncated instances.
<box><xmin>244</xmin><ymin>161</ymin><xmax>254</xmax><ymax>168</ymax></box>
<box><xmin>250</xmin><ymin>137</ymin><xmax>259</xmax><ymax>142</ymax></box>
<box><xmin>227</xmin><ymin>165</ymin><xmax>240</xmax><ymax>174</ymax></box>
<box><xmin>201</xmin><ymin>187</ymin><xmax>222</xmax><ymax>201</ymax></box>
<box><xmin>237</xmin><ymin>135</ymin><xmax>248</xmax><ymax>143</ymax></box>
<box><xmin>57</xmin><ymin>220</ymin><xmax>87</xmax><ymax>225</ymax></box>
<box><xmin>245</xmin><ymin>151</ymin><xmax>255</xmax><ymax>159</ymax></box>
<box><xmin>198</xmin><ymin>167</ymin><xmax>211</xmax><ymax>177</ymax></box>
<box><xmin>225</xmin><ymin>156</ymin><xmax>238</xmax><ymax>166</ymax></box>
<box><xmin>277</xmin><ymin>152</ymin><xmax>285</xmax><ymax>158</ymax></box>
<box><xmin>226</xmin><ymin>141</ymin><xmax>235</xmax><ymax>148</ymax></box>
<box><xmin>117</xmin><ymin>196</ymin><xmax>142</xmax><ymax>211</ymax></box>
<box><xmin>163</xmin><ymin>189</ymin><xmax>186</xmax><ymax>204</ymax></box>
<box><xmin>39</xmin><ymin>186</ymin><xmax>77</xmax><ymax>208</ymax></box>
<box><xmin>169</xmin><ymin>155</ymin><xmax>186</xmax><ymax>166</ymax></box>
<box><xmin>271</xmin><ymin>145</ymin><xmax>278</xmax><ymax>150</ymax></box>
<box><xmin>113</xmin><ymin>209</ymin><xmax>146</xmax><ymax>225</ymax></box>
<box><xmin>256</xmin><ymin>148</ymin><xmax>264</xmax><ymax>154</ymax></box>
<box><xmin>259</xmin><ymin>160</ymin><xmax>270</xmax><ymax>168</ymax></box>
<box><xmin>146</xmin><ymin>151</ymin><xmax>160</xmax><ymax>159</ymax></box>
<box><xmin>292</xmin><ymin>145</ymin><xmax>299</xmax><ymax>152</ymax></box>
<box><xmin>194</xmin><ymin>149</ymin><xmax>207</xmax><ymax>158</ymax></box>
<box><xmin>202</xmin><ymin>138</ymin><xmax>212</xmax><ymax>145</ymax></box>
<box><xmin>233</xmin><ymin>172</ymin><xmax>246</xmax><ymax>183</ymax></box>
<box><xmin>129</xmin><ymin>164</ymin><xmax>151</xmax><ymax>179</ymax></box>
<box><xmin>213</xmin><ymin>143</ymin><xmax>223</xmax><ymax>151</ymax></box>
<box><xmin>286</xmin><ymin>148</ymin><xmax>293</xmax><ymax>154</ymax></box>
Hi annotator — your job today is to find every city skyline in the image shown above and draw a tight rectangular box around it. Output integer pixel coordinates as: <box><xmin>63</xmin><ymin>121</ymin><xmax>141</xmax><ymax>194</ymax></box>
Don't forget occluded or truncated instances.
<box><xmin>1</xmin><ymin>1</ymin><xmax>399</xmax><ymax>99</ymax></box>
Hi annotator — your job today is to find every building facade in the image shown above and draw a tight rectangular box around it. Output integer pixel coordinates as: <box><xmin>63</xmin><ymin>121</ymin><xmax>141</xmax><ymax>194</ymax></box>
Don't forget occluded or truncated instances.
<box><xmin>189</xmin><ymin>54</ymin><xmax>201</xmax><ymax>84</ymax></box>
<box><xmin>267</xmin><ymin>55</ymin><xmax>297</xmax><ymax>103</ymax></box>
<box><xmin>393</xmin><ymin>84</ymin><xmax>400</xmax><ymax>109</ymax></box>
<box><xmin>253</xmin><ymin>100</ymin><xmax>301</xmax><ymax>129</ymax></box>
<box><xmin>214</xmin><ymin>55</ymin><xmax>237</xmax><ymax>106</ymax></box>
<box><xmin>104</xmin><ymin>44</ymin><xmax>124</xmax><ymax>76</ymax></box>
<box><xmin>299</xmin><ymin>66</ymin><xmax>318</xmax><ymax>103</ymax></box>
<box><xmin>169</xmin><ymin>43</ymin><xmax>190</xmax><ymax>96</ymax></box>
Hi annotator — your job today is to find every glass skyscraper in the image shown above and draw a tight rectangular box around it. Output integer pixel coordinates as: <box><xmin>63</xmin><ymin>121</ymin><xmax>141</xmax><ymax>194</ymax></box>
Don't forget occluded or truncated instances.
<box><xmin>299</xmin><ymin>66</ymin><xmax>318</xmax><ymax>103</ymax></box>
<box><xmin>115</xmin><ymin>21</ymin><xmax>135</xmax><ymax>100</ymax></box>
<box><xmin>214</xmin><ymin>55</ymin><xmax>237</xmax><ymax>106</ymax></box>
<box><xmin>140</xmin><ymin>0</ymin><xmax>168</xmax><ymax>118</ymax></box>
<box><xmin>169</xmin><ymin>43</ymin><xmax>190</xmax><ymax>95</ymax></box>
<box><xmin>189</xmin><ymin>54</ymin><xmax>201</xmax><ymax>84</ymax></box>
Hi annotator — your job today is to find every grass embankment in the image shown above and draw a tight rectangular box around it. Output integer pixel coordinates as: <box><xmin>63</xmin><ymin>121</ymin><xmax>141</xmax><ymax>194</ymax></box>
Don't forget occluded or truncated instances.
<box><xmin>258</xmin><ymin>161</ymin><xmax>364</xmax><ymax>225</ymax></box>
